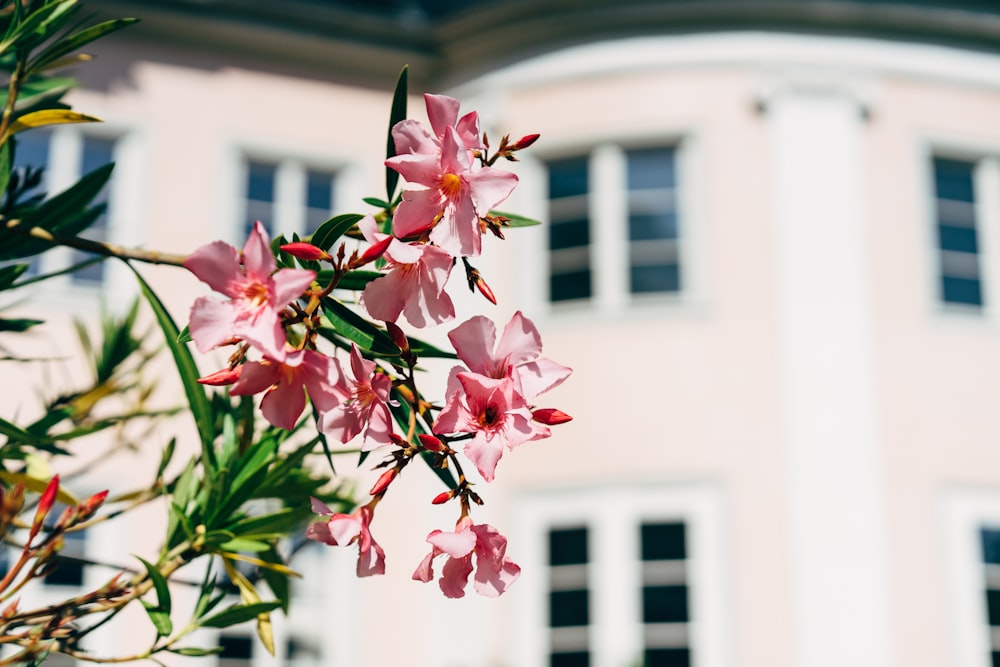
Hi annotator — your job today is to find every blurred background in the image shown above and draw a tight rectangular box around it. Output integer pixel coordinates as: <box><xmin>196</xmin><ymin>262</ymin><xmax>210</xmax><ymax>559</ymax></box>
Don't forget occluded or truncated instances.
<box><xmin>8</xmin><ymin>0</ymin><xmax>1000</xmax><ymax>665</ymax></box>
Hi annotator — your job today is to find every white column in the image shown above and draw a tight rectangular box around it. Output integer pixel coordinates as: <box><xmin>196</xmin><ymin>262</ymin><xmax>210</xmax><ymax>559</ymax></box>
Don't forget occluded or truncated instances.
<box><xmin>591</xmin><ymin>144</ymin><xmax>627</xmax><ymax>313</ymax></box>
<box><xmin>769</xmin><ymin>89</ymin><xmax>891</xmax><ymax>667</ymax></box>
<box><xmin>975</xmin><ymin>158</ymin><xmax>1000</xmax><ymax>324</ymax></box>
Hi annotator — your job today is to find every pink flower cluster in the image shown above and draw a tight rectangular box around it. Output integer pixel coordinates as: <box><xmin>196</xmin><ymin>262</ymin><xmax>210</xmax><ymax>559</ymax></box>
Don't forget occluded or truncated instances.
<box><xmin>184</xmin><ymin>94</ymin><xmax>571</xmax><ymax>598</ymax></box>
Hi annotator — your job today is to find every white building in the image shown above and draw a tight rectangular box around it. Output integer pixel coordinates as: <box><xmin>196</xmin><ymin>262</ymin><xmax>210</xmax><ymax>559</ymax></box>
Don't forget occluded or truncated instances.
<box><xmin>7</xmin><ymin>0</ymin><xmax>1000</xmax><ymax>665</ymax></box>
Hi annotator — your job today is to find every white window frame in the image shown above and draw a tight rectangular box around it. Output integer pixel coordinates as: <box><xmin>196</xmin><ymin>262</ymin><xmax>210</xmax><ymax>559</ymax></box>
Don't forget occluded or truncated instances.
<box><xmin>921</xmin><ymin>141</ymin><xmax>1000</xmax><ymax>326</ymax></box>
<box><xmin>511</xmin><ymin>482</ymin><xmax>729</xmax><ymax>667</ymax></box>
<box><xmin>514</xmin><ymin>135</ymin><xmax>704</xmax><ymax>319</ymax></box>
<box><xmin>225</xmin><ymin>141</ymin><xmax>362</xmax><ymax>246</ymax></box>
<box><xmin>943</xmin><ymin>487</ymin><xmax>1000</xmax><ymax>667</ymax></box>
<box><xmin>10</xmin><ymin>124</ymin><xmax>141</xmax><ymax>311</ymax></box>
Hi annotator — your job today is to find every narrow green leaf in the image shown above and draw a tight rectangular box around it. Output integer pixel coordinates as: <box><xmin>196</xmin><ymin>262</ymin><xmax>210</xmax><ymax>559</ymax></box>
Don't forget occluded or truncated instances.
<box><xmin>227</xmin><ymin>508</ymin><xmax>297</xmax><ymax>538</ymax></box>
<box><xmin>166</xmin><ymin>647</ymin><xmax>224</xmax><ymax>657</ymax></box>
<box><xmin>218</xmin><ymin>538</ymin><xmax>271</xmax><ymax>553</ymax></box>
<box><xmin>320</xmin><ymin>297</ymin><xmax>399</xmax><ymax>356</ymax></box>
<box><xmin>198</xmin><ymin>602</ymin><xmax>282</xmax><ymax>629</ymax></box>
<box><xmin>0</xmin><ymin>415</ymin><xmax>56</xmax><ymax>447</ymax></box>
<box><xmin>490</xmin><ymin>210</ymin><xmax>542</xmax><ymax>228</ymax></box>
<box><xmin>0</xmin><ymin>317</ymin><xmax>43</xmax><ymax>332</ymax></box>
<box><xmin>135</xmin><ymin>556</ymin><xmax>171</xmax><ymax>615</ymax></box>
<box><xmin>0</xmin><ymin>139</ymin><xmax>11</xmax><ymax>202</ymax></box>
<box><xmin>155</xmin><ymin>439</ymin><xmax>176</xmax><ymax>481</ymax></box>
<box><xmin>132</xmin><ymin>267</ymin><xmax>216</xmax><ymax>470</ymax></box>
<box><xmin>309</xmin><ymin>213</ymin><xmax>363</xmax><ymax>253</ymax></box>
<box><xmin>318</xmin><ymin>269</ymin><xmax>381</xmax><ymax>291</ymax></box>
<box><xmin>257</xmin><ymin>545</ymin><xmax>291</xmax><ymax>613</ymax></box>
<box><xmin>31</xmin><ymin>18</ymin><xmax>139</xmax><ymax>72</ymax></box>
<box><xmin>385</xmin><ymin>65</ymin><xmax>408</xmax><ymax>201</ymax></box>
<box><xmin>142</xmin><ymin>606</ymin><xmax>172</xmax><ymax>638</ymax></box>
<box><xmin>363</xmin><ymin>196</ymin><xmax>389</xmax><ymax>209</ymax></box>
<box><xmin>0</xmin><ymin>263</ymin><xmax>27</xmax><ymax>291</ymax></box>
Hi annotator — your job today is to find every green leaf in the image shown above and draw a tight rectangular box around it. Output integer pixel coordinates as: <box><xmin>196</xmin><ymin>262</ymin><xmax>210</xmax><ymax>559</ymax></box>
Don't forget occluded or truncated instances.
<box><xmin>155</xmin><ymin>438</ymin><xmax>176</xmax><ymax>481</ymax></box>
<box><xmin>198</xmin><ymin>601</ymin><xmax>282</xmax><ymax>629</ymax></box>
<box><xmin>135</xmin><ymin>556</ymin><xmax>171</xmax><ymax>615</ymax></box>
<box><xmin>142</xmin><ymin>606</ymin><xmax>172</xmax><ymax>638</ymax></box>
<box><xmin>0</xmin><ymin>138</ymin><xmax>11</xmax><ymax>202</ymax></box>
<box><xmin>30</xmin><ymin>17</ymin><xmax>139</xmax><ymax>73</ymax></box>
<box><xmin>309</xmin><ymin>213</ymin><xmax>363</xmax><ymax>253</ymax></box>
<box><xmin>227</xmin><ymin>508</ymin><xmax>297</xmax><ymax>539</ymax></box>
<box><xmin>218</xmin><ymin>538</ymin><xmax>271</xmax><ymax>553</ymax></box>
<box><xmin>0</xmin><ymin>1</ymin><xmax>78</xmax><ymax>55</ymax></box>
<box><xmin>0</xmin><ymin>317</ymin><xmax>42</xmax><ymax>332</ymax></box>
<box><xmin>166</xmin><ymin>647</ymin><xmax>224</xmax><ymax>657</ymax></box>
<box><xmin>0</xmin><ymin>415</ymin><xmax>56</xmax><ymax>448</ymax></box>
<box><xmin>177</xmin><ymin>325</ymin><xmax>191</xmax><ymax>344</ymax></box>
<box><xmin>318</xmin><ymin>269</ymin><xmax>381</xmax><ymax>291</ymax></box>
<box><xmin>385</xmin><ymin>65</ymin><xmax>408</xmax><ymax>201</ymax></box>
<box><xmin>132</xmin><ymin>267</ymin><xmax>216</xmax><ymax>471</ymax></box>
<box><xmin>320</xmin><ymin>297</ymin><xmax>399</xmax><ymax>356</ymax></box>
<box><xmin>363</xmin><ymin>196</ymin><xmax>389</xmax><ymax>209</ymax></box>
<box><xmin>491</xmin><ymin>210</ymin><xmax>542</xmax><ymax>228</ymax></box>
<box><xmin>0</xmin><ymin>263</ymin><xmax>27</xmax><ymax>291</ymax></box>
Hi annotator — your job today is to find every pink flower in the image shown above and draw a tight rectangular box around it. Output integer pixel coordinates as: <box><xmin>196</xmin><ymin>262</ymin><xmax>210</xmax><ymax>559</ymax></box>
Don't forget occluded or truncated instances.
<box><xmin>412</xmin><ymin>516</ymin><xmax>520</xmax><ymax>598</ymax></box>
<box><xmin>319</xmin><ymin>344</ymin><xmax>395</xmax><ymax>450</ymax></box>
<box><xmin>228</xmin><ymin>347</ymin><xmax>342</xmax><ymax>430</ymax></box>
<box><xmin>306</xmin><ymin>499</ymin><xmax>385</xmax><ymax>577</ymax></box>
<box><xmin>386</xmin><ymin>127</ymin><xmax>518</xmax><ymax>258</ymax></box>
<box><xmin>185</xmin><ymin>221</ymin><xmax>315</xmax><ymax>359</ymax></box>
<box><xmin>357</xmin><ymin>216</ymin><xmax>455</xmax><ymax>328</ymax></box>
<box><xmin>392</xmin><ymin>93</ymin><xmax>484</xmax><ymax>156</ymax></box>
<box><xmin>434</xmin><ymin>372</ymin><xmax>546</xmax><ymax>482</ymax></box>
<box><xmin>448</xmin><ymin>311</ymin><xmax>572</xmax><ymax>401</ymax></box>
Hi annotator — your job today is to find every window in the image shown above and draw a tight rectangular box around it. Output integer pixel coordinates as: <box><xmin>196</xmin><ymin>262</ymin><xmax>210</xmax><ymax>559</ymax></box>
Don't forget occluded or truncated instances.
<box><xmin>70</xmin><ymin>136</ymin><xmax>116</xmax><ymax>286</ymax></box>
<box><xmin>932</xmin><ymin>157</ymin><xmax>982</xmax><ymax>307</ymax></box>
<box><xmin>241</xmin><ymin>158</ymin><xmax>337</xmax><ymax>241</ymax></box>
<box><xmin>43</xmin><ymin>515</ymin><xmax>87</xmax><ymax>588</ymax></box>
<box><xmin>545</xmin><ymin>144</ymin><xmax>683</xmax><ymax>305</ymax></box>
<box><xmin>218</xmin><ymin>633</ymin><xmax>253</xmax><ymax>667</ymax></box>
<box><xmin>513</xmin><ymin>485</ymin><xmax>726</xmax><ymax>667</ymax></box>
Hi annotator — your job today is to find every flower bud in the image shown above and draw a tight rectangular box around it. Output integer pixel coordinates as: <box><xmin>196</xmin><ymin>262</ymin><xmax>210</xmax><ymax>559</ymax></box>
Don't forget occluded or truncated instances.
<box><xmin>418</xmin><ymin>434</ymin><xmax>447</xmax><ymax>453</ymax></box>
<box><xmin>281</xmin><ymin>242</ymin><xmax>331</xmax><ymax>262</ymax></box>
<box><xmin>474</xmin><ymin>275</ymin><xmax>497</xmax><ymax>305</ymax></box>
<box><xmin>369</xmin><ymin>469</ymin><xmax>398</xmax><ymax>496</ymax></box>
<box><xmin>532</xmin><ymin>408</ymin><xmax>573</xmax><ymax>425</ymax></box>
<box><xmin>197</xmin><ymin>366</ymin><xmax>242</xmax><ymax>386</ymax></box>
<box><xmin>511</xmin><ymin>133</ymin><xmax>540</xmax><ymax>150</ymax></box>
<box><xmin>352</xmin><ymin>235</ymin><xmax>393</xmax><ymax>267</ymax></box>
<box><xmin>33</xmin><ymin>475</ymin><xmax>59</xmax><ymax>531</ymax></box>
<box><xmin>431</xmin><ymin>490</ymin><xmax>454</xmax><ymax>505</ymax></box>
<box><xmin>385</xmin><ymin>321</ymin><xmax>409</xmax><ymax>352</ymax></box>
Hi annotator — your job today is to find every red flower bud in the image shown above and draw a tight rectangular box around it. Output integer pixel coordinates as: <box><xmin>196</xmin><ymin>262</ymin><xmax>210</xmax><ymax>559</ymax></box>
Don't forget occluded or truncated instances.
<box><xmin>197</xmin><ymin>366</ymin><xmax>242</xmax><ymax>386</ymax></box>
<box><xmin>385</xmin><ymin>321</ymin><xmax>409</xmax><ymax>352</ymax></box>
<box><xmin>77</xmin><ymin>489</ymin><xmax>109</xmax><ymax>521</ymax></box>
<box><xmin>431</xmin><ymin>490</ymin><xmax>454</xmax><ymax>505</ymax></box>
<box><xmin>281</xmin><ymin>242</ymin><xmax>331</xmax><ymax>261</ymax></box>
<box><xmin>475</xmin><ymin>275</ymin><xmax>497</xmax><ymax>305</ymax></box>
<box><xmin>353</xmin><ymin>235</ymin><xmax>393</xmax><ymax>267</ymax></box>
<box><xmin>418</xmin><ymin>434</ymin><xmax>446</xmax><ymax>452</ymax></box>
<box><xmin>30</xmin><ymin>475</ymin><xmax>59</xmax><ymax>539</ymax></box>
<box><xmin>511</xmin><ymin>133</ymin><xmax>540</xmax><ymax>150</ymax></box>
<box><xmin>532</xmin><ymin>408</ymin><xmax>573</xmax><ymax>425</ymax></box>
<box><xmin>369</xmin><ymin>469</ymin><xmax>398</xmax><ymax>496</ymax></box>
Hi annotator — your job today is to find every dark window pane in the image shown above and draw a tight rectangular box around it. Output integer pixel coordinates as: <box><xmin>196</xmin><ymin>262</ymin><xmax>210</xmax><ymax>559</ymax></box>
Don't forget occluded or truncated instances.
<box><xmin>942</xmin><ymin>276</ymin><xmax>982</xmax><ymax>306</ymax></box>
<box><xmin>988</xmin><ymin>590</ymin><xmax>1000</xmax><ymax>626</ymax></box>
<box><xmin>631</xmin><ymin>265</ymin><xmax>680</xmax><ymax>294</ymax></box>
<box><xmin>81</xmin><ymin>136</ymin><xmax>114</xmax><ymax>176</ymax></box>
<box><xmin>550</xmin><ymin>589</ymin><xmax>589</xmax><ymax>627</ymax></box>
<box><xmin>551</xmin><ymin>652</ymin><xmax>590</xmax><ymax>667</ymax></box>
<box><xmin>992</xmin><ymin>650</ymin><xmax>1000</xmax><ymax>667</ymax></box>
<box><xmin>642</xmin><ymin>523</ymin><xmax>686</xmax><ymax>561</ymax></box>
<box><xmin>630</xmin><ymin>212</ymin><xmax>677</xmax><ymax>242</ymax></box>
<box><xmin>643</xmin><ymin>585</ymin><xmax>689</xmax><ymax>623</ymax></box>
<box><xmin>983</xmin><ymin>528</ymin><xmax>1000</xmax><ymax>564</ymax></box>
<box><xmin>939</xmin><ymin>224</ymin><xmax>978</xmax><ymax>253</ymax></box>
<box><xmin>44</xmin><ymin>513</ymin><xmax>86</xmax><ymax>586</ymax></box>
<box><xmin>550</xmin><ymin>218</ymin><xmax>590</xmax><ymax>250</ymax></box>
<box><xmin>627</xmin><ymin>147</ymin><xmax>676</xmax><ymax>190</ymax></box>
<box><xmin>549</xmin><ymin>527</ymin><xmax>588</xmax><ymax>566</ymax></box>
<box><xmin>246</xmin><ymin>161</ymin><xmax>276</xmax><ymax>237</ymax></box>
<box><xmin>219</xmin><ymin>634</ymin><xmax>253</xmax><ymax>667</ymax></box>
<box><xmin>306</xmin><ymin>170</ymin><xmax>335</xmax><ymax>234</ymax></box>
<box><xmin>13</xmin><ymin>131</ymin><xmax>49</xmax><ymax>202</ymax></box>
<box><xmin>933</xmin><ymin>158</ymin><xmax>975</xmax><ymax>202</ymax></box>
<box><xmin>551</xmin><ymin>270</ymin><xmax>592</xmax><ymax>302</ymax></box>
<box><xmin>548</xmin><ymin>157</ymin><xmax>588</xmax><ymax>199</ymax></box>
<box><xmin>645</xmin><ymin>648</ymin><xmax>691</xmax><ymax>667</ymax></box>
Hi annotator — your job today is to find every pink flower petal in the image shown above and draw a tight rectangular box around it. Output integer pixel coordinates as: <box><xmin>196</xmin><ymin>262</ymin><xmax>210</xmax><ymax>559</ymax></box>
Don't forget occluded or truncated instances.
<box><xmin>425</xmin><ymin>94</ymin><xmax>461</xmax><ymax>140</ymax></box>
<box><xmin>427</xmin><ymin>529</ymin><xmax>477</xmax><ymax>558</ymax></box>
<box><xmin>185</xmin><ymin>241</ymin><xmax>242</xmax><ymax>297</ymax></box>
<box><xmin>188</xmin><ymin>298</ymin><xmax>239</xmax><ymax>353</ymax></box>
<box><xmin>243</xmin><ymin>221</ymin><xmax>277</xmax><ymax>278</ymax></box>
<box><xmin>271</xmin><ymin>268</ymin><xmax>316</xmax><ymax>306</ymax></box>
<box><xmin>439</xmin><ymin>554</ymin><xmax>474</xmax><ymax>599</ymax></box>
<box><xmin>229</xmin><ymin>360</ymin><xmax>280</xmax><ymax>396</ymax></box>
<box><xmin>449</xmin><ymin>315</ymin><xmax>498</xmax><ymax>376</ymax></box>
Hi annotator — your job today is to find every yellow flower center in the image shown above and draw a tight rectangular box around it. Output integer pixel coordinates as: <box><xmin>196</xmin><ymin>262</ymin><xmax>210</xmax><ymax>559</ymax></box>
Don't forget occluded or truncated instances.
<box><xmin>440</xmin><ymin>172</ymin><xmax>462</xmax><ymax>199</ymax></box>
<box><xmin>243</xmin><ymin>282</ymin><xmax>269</xmax><ymax>307</ymax></box>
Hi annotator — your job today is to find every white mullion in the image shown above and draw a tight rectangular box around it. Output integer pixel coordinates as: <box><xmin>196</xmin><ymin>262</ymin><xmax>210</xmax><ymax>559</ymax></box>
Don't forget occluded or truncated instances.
<box><xmin>275</xmin><ymin>159</ymin><xmax>305</xmax><ymax>238</ymax></box>
<box><xmin>974</xmin><ymin>157</ymin><xmax>1000</xmax><ymax>323</ymax></box>
<box><xmin>591</xmin><ymin>144</ymin><xmax>627</xmax><ymax>311</ymax></box>
<box><xmin>591</xmin><ymin>492</ymin><xmax>640</xmax><ymax>667</ymax></box>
